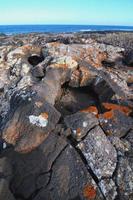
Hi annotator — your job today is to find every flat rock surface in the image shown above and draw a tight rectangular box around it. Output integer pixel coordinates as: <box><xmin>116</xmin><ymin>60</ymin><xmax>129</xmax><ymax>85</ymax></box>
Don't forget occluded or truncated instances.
<box><xmin>77</xmin><ymin>126</ymin><xmax>117</xmax><ymax>179</ymax></box>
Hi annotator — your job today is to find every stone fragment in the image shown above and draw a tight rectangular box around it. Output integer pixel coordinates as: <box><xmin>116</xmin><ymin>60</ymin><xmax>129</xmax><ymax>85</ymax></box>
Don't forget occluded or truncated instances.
<box><xmin>77</xmin><ymin>126</ymin><xmax>117</xmax><ymax>179</ymax></box>
<box><xmin>64</xmin><ymin>112</ymin><xmax>98</xmax><ymax>141</ymax></box>
<box><xmin>99</xmin><ymin>110</ymin><xmax>133</xmax><ymax>137</ymax></box>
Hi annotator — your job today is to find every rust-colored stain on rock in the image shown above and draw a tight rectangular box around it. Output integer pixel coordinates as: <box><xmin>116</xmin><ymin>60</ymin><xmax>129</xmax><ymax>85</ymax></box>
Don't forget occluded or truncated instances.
<box><xmin>81</xmin><ymin>106</ymin><xmax>98</xmax><ymax>116</ymax></box>
<box><xmin>102</xmin><ymin>102</ymin><xmax>132</xmax><ymax>116</ymax></box>
<box><xmin>83</xmin><ymin>184</ymin><xmax>97</xmax><ymax>200</ymax></box>
<box><xmin>101</xmin><ymin>110</ymin><xmax>114</xmax><ymax>120</ymax></box>
<box><xmin>40</xmin><ymin>112</ymin><xmax>49</xmax><ymax>119</ymax></box>
<box><xmin>53</xmin><ymin>63</ymin><xmax>69</xmax><ymax>68</ymax></box>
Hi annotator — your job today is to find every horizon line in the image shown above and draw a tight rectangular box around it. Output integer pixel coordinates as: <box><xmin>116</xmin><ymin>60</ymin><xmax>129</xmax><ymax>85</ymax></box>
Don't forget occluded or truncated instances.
<box><xmin>0</xmin><ymin>24</ymin><xmax>133</xmax><ymax>27</ymax></box>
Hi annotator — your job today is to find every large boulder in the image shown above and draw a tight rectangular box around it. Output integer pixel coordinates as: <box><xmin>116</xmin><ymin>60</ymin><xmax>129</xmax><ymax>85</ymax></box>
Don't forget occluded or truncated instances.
<box><xmin>2</xmin><ymin>91</ymin><xmax>61</xmax><ymax>153</ymax></box>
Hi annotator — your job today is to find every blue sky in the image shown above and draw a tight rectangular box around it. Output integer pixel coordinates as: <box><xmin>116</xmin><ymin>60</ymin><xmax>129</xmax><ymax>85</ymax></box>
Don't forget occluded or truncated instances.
<box><xmin>0</xmin><ymin>0</ymin><xmax>133</xmax><ymax>25</ymax></box>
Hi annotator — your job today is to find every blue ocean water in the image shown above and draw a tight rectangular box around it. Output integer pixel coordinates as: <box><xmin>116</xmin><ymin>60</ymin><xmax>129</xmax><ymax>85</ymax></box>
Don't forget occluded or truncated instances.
<box><xmin>0</xmin><ymin>25</ymin><xmax>133</xmax><ymax>35</ymax></box>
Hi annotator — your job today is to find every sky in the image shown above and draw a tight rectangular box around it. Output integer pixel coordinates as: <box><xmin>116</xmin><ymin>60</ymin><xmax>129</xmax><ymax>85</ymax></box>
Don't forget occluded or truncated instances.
<box><xmin>0</xmin><ymin>0</ymin><xmax>133</xmax><ymax>25</ymax></box>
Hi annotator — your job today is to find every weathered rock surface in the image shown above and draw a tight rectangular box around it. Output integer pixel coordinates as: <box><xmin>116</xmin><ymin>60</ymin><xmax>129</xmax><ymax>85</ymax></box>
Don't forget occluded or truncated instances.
<box><xmin>77</xmin><ymin>126</ymin><xmax>117</xmax><ymax>179</ymax></box>
<box><xmin>98</xmin><ymin>179</ymin><xmax>117</xmax><ymax>200</ymax></box>
<box><xmin>99</xmin><ymin>103</ymin><xmax>133</xmax><ymax>137</ymax></box>
<box><xmin>64</xmin><ymin>112</ymin><xmax>98</xmax><ymax>141</ymax></box>
<box><xmin>0</xmin><ymin>32</ymin><xmax>133</xmax><ymax>200</ymax></box>
<box><xmin>2</xmin><ymin>91</ymin><xmax>61</xmax><ymax>153</ymax></box>
<box><xmin>0</xmin><ymin>157</ymin><xmax>15</xmax><ymax>200</ymax></box>
<box><xmin>33</xmin><ymin>144</ymin><xmax>104</xmax><ymax>200</ymax></box>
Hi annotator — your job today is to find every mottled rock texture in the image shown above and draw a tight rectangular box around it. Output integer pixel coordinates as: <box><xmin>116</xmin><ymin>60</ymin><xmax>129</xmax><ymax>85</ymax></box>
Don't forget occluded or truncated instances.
<box><xmin>0</xmin><ymin>32</ymin><xmax>133</xmax><ymax>200</ymax></box>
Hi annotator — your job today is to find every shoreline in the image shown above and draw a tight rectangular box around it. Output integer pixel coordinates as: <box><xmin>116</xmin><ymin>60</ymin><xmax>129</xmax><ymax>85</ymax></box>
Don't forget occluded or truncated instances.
<box><xmin>0</xmin><ymin>30</ymin><xmax>133</xmax><ymax>36</ymax></box>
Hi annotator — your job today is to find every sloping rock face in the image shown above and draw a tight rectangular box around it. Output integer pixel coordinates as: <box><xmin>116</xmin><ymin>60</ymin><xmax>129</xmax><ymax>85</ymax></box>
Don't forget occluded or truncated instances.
<box><xmin>0</xmin><ymin>32</ymin><xmax>133</xmax><ymax>200</ymax></box>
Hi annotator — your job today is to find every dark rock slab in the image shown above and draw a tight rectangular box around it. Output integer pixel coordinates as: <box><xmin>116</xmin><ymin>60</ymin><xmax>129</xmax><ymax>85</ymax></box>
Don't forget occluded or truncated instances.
<box><xmin>33</xmin><ymin>145</ymin><xmax>104</xmax><ymax>200</ymax></box>
<box><xmin>9</xmin><ymin>133</ymin><xmax>67</xmax><ymax>199</ymax></box>
<box><xmin>0</xmin><ymin>179</ymin><xmax>16</xmax><ymax>200</ymax></box>
<box><xmin>77</xmin><ymin>126</ymin><xmax>117</xmax><ymax>179</ymax></box>
<box><xmin>64</xmin><ymin>111</ymin><xmax>98</xmax><ymax>141</ymax></box>
<box><xmin>99</xmin><ymin>110</ymin><xmax>133</xmax><ymax>138</ymax></box>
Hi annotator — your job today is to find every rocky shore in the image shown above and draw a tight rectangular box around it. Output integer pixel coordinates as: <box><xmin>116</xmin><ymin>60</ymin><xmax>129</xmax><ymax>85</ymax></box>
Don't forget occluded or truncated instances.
<box><xmin>0</xmin><ymin>31</ymin><xmax>133</xmax><ymax>200</ymax></box>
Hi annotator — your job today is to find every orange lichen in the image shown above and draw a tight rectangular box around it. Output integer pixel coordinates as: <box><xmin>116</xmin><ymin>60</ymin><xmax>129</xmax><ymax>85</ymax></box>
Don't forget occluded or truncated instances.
<box><xmin>102</xmin><ymin>103</ymin><xmax>132</xmax><ymax>116</ymax></box>
<box><xmin>53</xmin><ymin>63</ymin><xmax>69</xmax><ymax>68</ymax></box>
<box><xmin>15</xmin><ymin>132</ymin><xmax>47</xmax><ymax>153</ymax></box>
<box><xmin>40</xmin><ymin>112</ymin><xmax>49</xmax><ymax>119</ymax></box>
<box><xmin>81</xmin><ymin>106</ymin><xmax>98</xmax><ymax>116</ymax></box>
<box><xmin>100</xmin><ymin>110</ymin><xmax>114</xmax><ymax>120</ymax></box>
<box><xmin>76</xmin><ymin>128</ymin><xmax>81</xmax><ymax>137</ymax></box>
<box><xmin>49</xmin><ymin>42</ymin><xmax>60</xmax><ymax>47</ymax></box>
<box><xmin>21</xmin><ymin>45</ymin><xmax>41</xmax><ymax>55</ymax></box>
<box><xmin>85</xmin><ymin>48</ymin><xmax>107</xmax><ymax>68</ymax></box>
<box><xmin>83</xmin><ymin>184</ymin><xmax>97</xmax><ymax>200</ymax></box>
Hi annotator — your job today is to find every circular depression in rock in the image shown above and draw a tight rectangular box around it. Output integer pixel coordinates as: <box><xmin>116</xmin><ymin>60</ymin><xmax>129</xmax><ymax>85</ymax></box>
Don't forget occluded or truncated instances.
<box><xmin>28</xmin><ymin>55</ymin><xmax>44</xmax><ymax>66</ymax></box>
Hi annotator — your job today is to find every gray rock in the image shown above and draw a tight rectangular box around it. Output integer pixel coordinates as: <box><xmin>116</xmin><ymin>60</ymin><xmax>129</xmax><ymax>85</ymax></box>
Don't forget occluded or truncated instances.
<box><xmin>99</xmin><ymin>110</ymin><xmax>133</xmax><ymax>138</ymax></box>
<box><xmin>115</xmin><ymin>157</ymin><xmax>133</xmax><ymax>199</ymax></box>
<box><xmin>98</xmin><ymin>179</ymin><xmax>117</xmax><ymax>200</ymax></box>
<box><xmin>109</xmin><ymin>136</ymin><xmax>131</xmax><ymax>155</ymax></box>
<box><xmin>77</xmin><ymin>126</ymin><xmax>117</xmax><ymax>179</ymax></box>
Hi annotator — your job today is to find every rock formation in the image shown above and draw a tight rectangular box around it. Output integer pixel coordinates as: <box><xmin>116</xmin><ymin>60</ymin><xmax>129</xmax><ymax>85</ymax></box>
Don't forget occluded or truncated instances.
<box><xmin>0</xmin><ymin>32</ymin><xmax>133</xmax><ymax>200</ymax></box>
